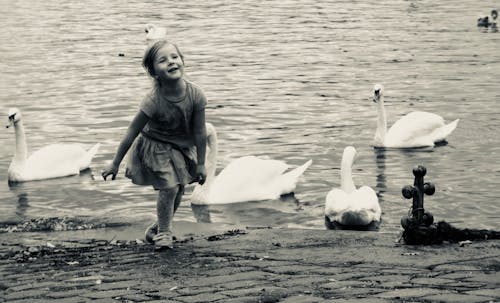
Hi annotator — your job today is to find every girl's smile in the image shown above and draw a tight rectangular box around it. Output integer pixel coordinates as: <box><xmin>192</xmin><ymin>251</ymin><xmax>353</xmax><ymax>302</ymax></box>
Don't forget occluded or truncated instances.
<box><xmin>167</xmin><ymin>66</ymin><xmax>180</xmax><ymax>73</ymax></box>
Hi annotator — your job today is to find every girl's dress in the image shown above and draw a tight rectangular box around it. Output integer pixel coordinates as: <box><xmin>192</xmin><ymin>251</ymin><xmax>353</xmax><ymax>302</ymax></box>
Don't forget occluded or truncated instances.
<box><xmin>125</xmin><ymin>80</ymin><xmax>207</xmax><ymax>189</ymax></box>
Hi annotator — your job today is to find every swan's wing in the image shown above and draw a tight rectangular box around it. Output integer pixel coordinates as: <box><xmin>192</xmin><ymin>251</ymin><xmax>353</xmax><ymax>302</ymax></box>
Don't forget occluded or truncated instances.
<box><xmin>22</xmin><ymin>144</ymin><xmax>88</xmax><ymax>179</ymax></box>
<box><xmin>325</xmin><ymin>188</ymin><xmax>350</xmax><ymax>219</ymax></box>
<box><xmin>353</xmin><ymin>186</ymin><xmax>381</xmax><ymax>221</ymax></box>
<box><xmin>214</xmin><ymin>156</ymin><xmax>289</xmax><ymax>188</ymax></box>
<box><xmin>28</xmin><ymin>143</ymin><xmax>99</xmax><ymax>171</ymax></box>
<box><xmin>325</xmin><ymin>186</ymin><xmax>381</xmax><ymax>224</ymax></box>
<box><xmin>79</xmin><ymin>143</ymin><xmax>100</xmax><ymax>170</ymax></box>
<box><xmin>209</xmin><ymin>156</ymin><xmax>289</xmax><ymax>204</ymax></box>
<box><xmin>386</xmin><ymin>111</ymin><xmax>445</xmax><ymax>147</ymax></box>
<box><xmin>429</xmin><ymin>119</ymin><xmax>459</xmax><ymax>142</ymax></box>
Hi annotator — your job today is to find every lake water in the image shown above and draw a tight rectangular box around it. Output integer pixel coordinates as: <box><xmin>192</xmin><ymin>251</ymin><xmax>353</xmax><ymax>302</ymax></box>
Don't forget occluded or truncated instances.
<box><xmin>1</xmin><ymin>0</ymin><xmax>499</xmax><ymax>237</ymax></box>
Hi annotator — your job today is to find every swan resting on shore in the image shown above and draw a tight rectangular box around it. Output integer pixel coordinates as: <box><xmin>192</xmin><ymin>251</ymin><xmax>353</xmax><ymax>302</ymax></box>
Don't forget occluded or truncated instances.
<box><xmin>6</xmin><ymin>108</ymin><xmax>100</xmax><ymax>183</ymax></box>
<box><xmin>372</xmin><ymin>84</ymin><xmax>459</xmax><ymax>148</ymax></box>
<box><xmin>190</xmin><ymin>123</ymin><xmax>312</xmax><ymax>205</ymax></box>
<box><xmin>324</xmin><ymin>146</ymin><xmax>381</xmax><ymax>230</ymax></box>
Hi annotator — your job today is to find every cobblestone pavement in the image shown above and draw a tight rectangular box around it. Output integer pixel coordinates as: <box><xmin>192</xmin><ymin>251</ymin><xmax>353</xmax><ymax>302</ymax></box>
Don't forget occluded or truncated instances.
<box><xmin>0</xmin><ymin>228</ymin><xmax>499</xmax><ymax>303</ymax></box>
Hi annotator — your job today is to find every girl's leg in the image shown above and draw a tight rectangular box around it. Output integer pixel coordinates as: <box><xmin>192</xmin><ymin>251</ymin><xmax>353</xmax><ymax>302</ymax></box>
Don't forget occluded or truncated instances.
<box><xmin>145</xmin><ymin>185</ymin><xmax>185</xmax><ymax>245</ymax></box>
<box><xmin>173</xmin><ymin>185</ymin><xmax>185</xmax><ymax>213</ymax></box>
<box><xmin>157</xmin><ymin>186</ymin><xmax>179</xmax><ymax>233</ymax></box>
<box><xmin>154</xmin><ymin>186</ymin><xmax>180</xmax><ymax>249</ymax></box>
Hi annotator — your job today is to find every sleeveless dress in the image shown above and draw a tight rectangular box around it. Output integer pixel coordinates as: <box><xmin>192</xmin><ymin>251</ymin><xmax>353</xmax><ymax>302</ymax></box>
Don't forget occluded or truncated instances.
<box><xmin>125</xmin><ymin>80</ymin><xmax>207</xmax><ymax>189</ymax></box>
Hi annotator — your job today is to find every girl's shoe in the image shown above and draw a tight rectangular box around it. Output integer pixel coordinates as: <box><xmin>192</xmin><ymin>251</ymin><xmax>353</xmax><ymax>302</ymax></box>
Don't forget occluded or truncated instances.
<box><xmin>153</xmin><ymin>231</ymin><xmax>173</xmax><ymax>250</ymax></box>
<box><xmin>145</xmin><ymin>222</ymin><xmax>158</xmax><ymax>244</ymax></box>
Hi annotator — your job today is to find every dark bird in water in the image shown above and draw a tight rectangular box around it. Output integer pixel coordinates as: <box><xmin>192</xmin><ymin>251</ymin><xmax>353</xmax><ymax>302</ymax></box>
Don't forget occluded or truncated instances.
<box><xmin>477</xmin><ymin>10</ymin><xmax>498</xmax><ymax>28</ymax></box>
<box><xmin>477</xmin><ymin>15</ymin><xmax>489</xmax><ymax>27</ymax></box>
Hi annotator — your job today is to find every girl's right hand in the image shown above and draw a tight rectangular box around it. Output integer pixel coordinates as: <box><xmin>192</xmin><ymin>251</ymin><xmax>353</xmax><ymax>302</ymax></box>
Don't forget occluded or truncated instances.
<box><xmin>195</xmin><ymin>164</ymin><xmax>207</xmax><ymax>185</ymax></box>
<box><xmin>102</xmin><ymin>163</ymin><xmax>119</xmax><ymax>181</ymax></box>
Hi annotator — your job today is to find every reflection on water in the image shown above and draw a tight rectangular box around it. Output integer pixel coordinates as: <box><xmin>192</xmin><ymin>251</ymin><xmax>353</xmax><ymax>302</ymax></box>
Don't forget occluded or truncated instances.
<box><xmin>190</xmin><ymin>193</ymin><xmax>302</xmax><ymax>226</ymax></box>
<box><xmin>374</xmin><ymin>148</ymin><xmax>387</xmax><ymax>200</ymax></box>
<box><xmin>15</xmin><ymin>193</ymin><xmax>29</xmax><ymax>219</ymax></box>
<box><xmin>1</xmin><ymin>0</ymin><xmax>499</xmax><ymax>234</ymax></box>
<box><xmin>373</xmin><ymin>145</ymin><xmax>440</xmax><ymax>200</ymax></box>
<box><xmin>191</xmin><ymin>204</ymin><xmax>211</xmax><ymax>223</ymax></box>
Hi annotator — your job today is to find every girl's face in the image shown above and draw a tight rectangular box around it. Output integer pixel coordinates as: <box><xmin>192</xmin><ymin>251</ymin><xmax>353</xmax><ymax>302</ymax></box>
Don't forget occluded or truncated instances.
<box><xmin>153</xmin><ymin>43</ymin><xmax>184</xmax><ymax>81</ymax></box>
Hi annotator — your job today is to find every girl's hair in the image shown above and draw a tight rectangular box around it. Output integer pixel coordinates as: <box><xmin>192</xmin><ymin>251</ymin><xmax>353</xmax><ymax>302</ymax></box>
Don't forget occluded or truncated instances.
<box><xmin>142</xmin><ymin>40</ymin><xmax>185</xmax><ymax>78</ymax></box>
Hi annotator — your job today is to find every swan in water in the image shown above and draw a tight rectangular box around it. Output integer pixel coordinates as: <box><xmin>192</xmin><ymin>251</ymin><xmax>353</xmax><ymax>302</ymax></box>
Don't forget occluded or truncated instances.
<box><xmin>324</xmin><ymin>146</ymin><xmax>381</xmax><ymax>230</ymax></box>
<box><xmin>6</xmin><ymin>108</ymin><xmax>100</xmax><ymax>183</ymax></box>
<box><xmin>191</xmin><ymin>123</ymin><xmax>313</xmax><ymax>205</ymax></box>
<box><xmin>477</xmin><ymin>15</ymin><xmax>490</xmax><ymax>27</ymax></box>
<box><xmin>372</xmin><ymin>84</ymin><xmax>459</xmax><ymax>148</ymax></box>
<box><xmin>145</xmin><ymin>24</ymin><xmax>167</xmax><ymax>45</ymax></box>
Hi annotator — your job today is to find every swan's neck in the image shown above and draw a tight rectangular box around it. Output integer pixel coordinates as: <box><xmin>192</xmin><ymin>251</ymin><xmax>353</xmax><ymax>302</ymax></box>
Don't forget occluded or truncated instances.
<box><xmin>340</xmin><ymin>148</ymin><xmax>356</xmax><ymax>193</ymax></box>
<box><xmin>12</xmin><ymin>121</ymin><xmax>28</xmax><ymax>163</ymax></box>
<box><xmin>375</xmin><ymin>96</ymin><xmax>387</xmax><ymax>144</ymax></box>
<box><xmin>205</xmin><ymin>140</ymin><xmax>217</xmax><ymax>184</ymax></box>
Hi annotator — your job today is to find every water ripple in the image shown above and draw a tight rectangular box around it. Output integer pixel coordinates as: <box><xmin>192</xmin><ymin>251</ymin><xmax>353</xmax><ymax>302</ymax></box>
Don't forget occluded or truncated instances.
<box><xmin>0</xmin><ymin>0</ymin><xmax>499</xmax><ymax>233</ymax></box>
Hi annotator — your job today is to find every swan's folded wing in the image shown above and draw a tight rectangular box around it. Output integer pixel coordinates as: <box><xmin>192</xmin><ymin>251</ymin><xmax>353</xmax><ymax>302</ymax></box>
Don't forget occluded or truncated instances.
<box><xmin>78</xmin><ymin>143</ymin><xmax>100</xmax><ymax>170</ymax></box>
<box><xmin>325</xmin><ymin>187</ymin><xmax>381</xmax><ymax>223</ymax></box>
<box><xmin>386</xmin><ymin>111</ymin><xmax>445</xmax><ymax>147</ymax></box>
<box><xmin>354</xmin><ymin>186</ymin><xmax>381</xmax><ymax>221</ymax></box>
<box><xmin>429</xmin><ymin>119</ymin><xmax>459</xmax><ymax>142</ymax></box>
<box><xmin>24</xmin><ymin>144</ymin><xmax>87</xmax><ymax>179</ymax></box>
<box><xmin>325</xmin><ymin>188</ymin><xmax>350</xmax><ymax>219</ymax></box>
<box><xmin>209</xmin><ymin>156</ymin><xmax>289</xmax><ymax>204</ymax></box>
<box><xmin>213</xmin><ymin>156</ymin><xmax>288</xmax><ymax>189</ymax></box>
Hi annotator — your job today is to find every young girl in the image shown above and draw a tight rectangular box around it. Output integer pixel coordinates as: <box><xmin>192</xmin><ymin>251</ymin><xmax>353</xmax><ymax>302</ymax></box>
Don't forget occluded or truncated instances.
<box><xmin>102</xmin><ymin>39</ymin><xmax>207</xmax><ymax>250</ymax></box>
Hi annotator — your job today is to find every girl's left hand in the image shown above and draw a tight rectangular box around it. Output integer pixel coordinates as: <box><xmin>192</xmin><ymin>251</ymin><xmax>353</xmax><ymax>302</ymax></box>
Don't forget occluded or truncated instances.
<box><xmin>195</xmin><ymin>164</ymin><xmax>207</xmax><ymax>185</ymax></box>
<box><xmin>102</xmin><ymin>162</ymin><xmax>119</xmax><ymax>181</ymax></box>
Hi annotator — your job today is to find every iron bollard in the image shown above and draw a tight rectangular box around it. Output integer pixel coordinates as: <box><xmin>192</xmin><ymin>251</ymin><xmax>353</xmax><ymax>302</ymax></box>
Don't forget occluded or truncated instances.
<box><xmin>401</xmin><ymin>165</ymin><xmax>436</xmax><ymax>229</ymax></box>
<box><xmin>400</xmin><ymin>165</ymin><xmax>500</xmax><ymax>245</ymax></box>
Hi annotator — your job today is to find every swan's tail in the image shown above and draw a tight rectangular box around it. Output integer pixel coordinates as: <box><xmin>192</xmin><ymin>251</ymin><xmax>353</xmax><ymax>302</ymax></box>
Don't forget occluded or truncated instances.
<box><xmin>432</xmin><ymin>119</ymin><xmax>459</xmax><ymax>143</ymax></box>
<box><xmin>87</xmin><ymin>143</ymin><xmax>101</xmax><ymax>158</ymax></box>
<box><xmin>278</xmin><ymin>159</ymin><xmax>313</xmax><ymax>195</ymax></box>
<box><xmin>80</xmin><ymin>143</ymin><xmax>101</xmax><ymax>170</ymax></box>
<box><xmin>284</xmin><ymin>159</ymin><xmax>313</xmax><ymax>180</ymax></box>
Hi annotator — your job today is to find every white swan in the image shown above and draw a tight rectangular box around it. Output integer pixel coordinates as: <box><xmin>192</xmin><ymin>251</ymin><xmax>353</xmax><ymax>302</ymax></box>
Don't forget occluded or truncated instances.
<box><xmin>191</xmin><ymin>123</ymin><xmax>313</xmax><ymax>205</ymax></box>
<box><xmin>324</xmin><ymin>146</ymin><xmax>381</xmax><ymax>229</ymax></box>
<box><xmin>6</xmin><ymin>108</ymin><xmax>100</xmax><ymax>182</ymax></box>
<box><xmin>372</xmin><ymin>84</ymin><xmax>459</xmax><ymax>148</ymax></box>
<box><xmin>145</xmin><ymin>24</ymin><xmax>167</xmax><ymax>45</ymax></box>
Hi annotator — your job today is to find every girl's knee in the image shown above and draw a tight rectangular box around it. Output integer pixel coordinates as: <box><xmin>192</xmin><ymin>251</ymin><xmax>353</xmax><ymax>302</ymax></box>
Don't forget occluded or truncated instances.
<box><xmin>159</xmin><ymin>187</ymin><xmax>177</xmax><ymax>198</ymax></box>
<box><xmin>159</xmin><ymin>185</ymin><xmax>183</xmax><ymax>198</ymax></box>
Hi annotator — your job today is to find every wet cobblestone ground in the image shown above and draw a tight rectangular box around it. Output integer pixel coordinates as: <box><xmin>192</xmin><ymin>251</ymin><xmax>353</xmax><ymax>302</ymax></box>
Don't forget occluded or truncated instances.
<box><xmin>1</xmin><ymin>228</ymin><xmax>499</xmax><ymax>302</ymax></box>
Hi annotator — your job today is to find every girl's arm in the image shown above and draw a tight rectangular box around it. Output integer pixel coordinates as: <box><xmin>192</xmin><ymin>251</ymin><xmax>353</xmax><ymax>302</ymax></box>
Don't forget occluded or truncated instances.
<box><xmin>192</xmin><ymin>108</ymin><xmax>207</xmax><ymax>184</ymax></box>
<box><xmin>102</xmin><ymin>111</ymin><xmax>150</xmax><ymax>180</ymax></box>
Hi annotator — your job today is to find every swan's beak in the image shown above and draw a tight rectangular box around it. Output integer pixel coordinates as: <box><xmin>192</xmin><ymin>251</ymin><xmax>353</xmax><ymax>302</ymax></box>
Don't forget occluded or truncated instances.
<box><xmin>6</xmin><ymin>118</ymin><xmax>13</xmax><ymax>128</ymax></box>
<box><xmin>373</xmin><ymin>89</ymin><xmax>380</xmax><ymax>103</ymax></box>
<box><xmin>6</xmin><ymin>113</ymin><xmax>17</xmax><ymax>128</ymax></box>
